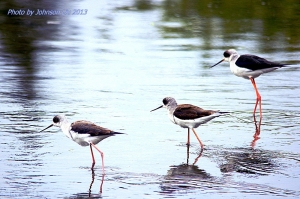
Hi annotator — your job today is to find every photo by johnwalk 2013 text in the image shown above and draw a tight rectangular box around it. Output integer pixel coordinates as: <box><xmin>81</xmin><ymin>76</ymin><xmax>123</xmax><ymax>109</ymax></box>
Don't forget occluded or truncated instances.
<box><xmin>7</xmin><ymin>8</ymin><xmax>88</xmax><ymax>16</ymax></box>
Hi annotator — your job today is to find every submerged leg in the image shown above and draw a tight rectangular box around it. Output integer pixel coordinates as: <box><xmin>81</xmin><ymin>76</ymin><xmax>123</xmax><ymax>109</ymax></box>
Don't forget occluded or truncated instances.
<box><xmin>250</xmin><ymin>77</ymin><xmax>262</xmax><ymax>119</ymax></box>
<box><xmin>192</xmin><ymin>128</ymin><xmax>204</xmax><ymax>149</ymax></box>
<box><xmin>186</xmin><ymin>143</ymin><xmax>190</xmax><ymax>165</ymax></box>
<box><xmin>89</xmin><ymin>167</ymin><xmax>95</xmax><ymax>197</ymax></box>
<box><xmin>253</xmin><ymin>113</ymin><xmax>262</xmax><ymax>137</ymax></box>
<box><xmin>99</xmin><ymin>174</ymin><xmax>105</xmax><ymax>194</ymax></box>
<box><xmin>251</xmin><ymin>113</ymin><xmax>262</xmax><ymax>148</ymax></box>
<box><xmin>90</xmin><ymin>143</ymin><xmax>96</xmax><ymax>169</ymax></box>
<box><xmin>90</xmin><ymin>142</ymin><xmax>105</xmax><ymax>174</ymax></box>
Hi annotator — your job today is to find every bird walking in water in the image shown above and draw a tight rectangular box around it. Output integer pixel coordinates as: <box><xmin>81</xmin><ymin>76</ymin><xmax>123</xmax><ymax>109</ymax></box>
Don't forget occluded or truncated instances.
<box><xmin>211</xmin><ymin>49</ymin><xmax>287</xmax><ymax>119</ymax></box>
<box><xmin>40</xmin><ymin>115</ymin><xmax>123</xmax><ymax>174</ymax></box>
<box><xmin>151</xmin><ymin>97</ymin><xmax>228</xmax><ymax>149</ymax></box>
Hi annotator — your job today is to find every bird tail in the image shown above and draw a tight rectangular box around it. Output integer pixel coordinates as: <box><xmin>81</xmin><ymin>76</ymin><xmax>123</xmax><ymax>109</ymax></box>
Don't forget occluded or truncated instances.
<box><xmin>218</xmin><ymin>111</ymin><xmax>230</xmax><ymax>115</ymax></box>
<box><xmin>280</xmin><ymin>64</ymin><xmax>292</xmax><ymax>68</ymax></box>
<box><xmin>111</xmin><ymin>131</ymin><xmax>125</xmax><ymax>135</ymax></box>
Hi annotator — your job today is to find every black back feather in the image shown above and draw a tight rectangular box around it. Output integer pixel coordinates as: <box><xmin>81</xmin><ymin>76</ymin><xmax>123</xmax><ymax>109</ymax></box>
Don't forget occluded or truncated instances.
<box><xmin>236</xmin><ymin>54</ymin><xmax>285</xmax><ymax>71</ymax></box>
<box><xmin>173</xmin><ymin>104</ymin><xmax>216</xmax><ymax>120</ymax></box>
<box><xmin>71</xmin><ymin>121</ymin><xmax>113</xmax><ymax>136</ymax></box>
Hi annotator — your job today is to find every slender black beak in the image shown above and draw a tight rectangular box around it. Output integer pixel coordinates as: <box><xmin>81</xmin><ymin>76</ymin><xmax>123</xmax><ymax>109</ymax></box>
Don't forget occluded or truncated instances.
<box><xmin>39</xmin><ymin>124</ymin><xmax>53</xmax><ymax>132</ymax></box>
<box><xmin>150</xmin><ymin>105</ymin><xmax>163</xmax><ymax>112</ymax></box>
<box><xmin>210</xmin><ymin>58</ymin><xmax>225</xmax><ymax>68</ymax></box>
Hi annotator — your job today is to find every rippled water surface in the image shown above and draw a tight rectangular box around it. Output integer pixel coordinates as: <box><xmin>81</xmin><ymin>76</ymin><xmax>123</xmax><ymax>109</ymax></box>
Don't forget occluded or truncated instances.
<box><xmin>1</xmin><ymin>0</ymin><xmax>300</xmax><ymax>198</ymax></box>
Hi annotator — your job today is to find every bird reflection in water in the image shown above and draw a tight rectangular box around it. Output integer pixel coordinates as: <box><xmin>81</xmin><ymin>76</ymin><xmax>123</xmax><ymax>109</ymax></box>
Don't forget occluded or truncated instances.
<box><xmin>186</xmin><ymin>144</ymin><xmax>204</xmax><ymax>165</ymax></box>
<box><xmin>160</xmin><ymin>155</ymin><xmax>212</xmax><ymax>195</ymax></box>
<box><xmin>231</xmin><ymin>112</ymin><xmax>262</xmax><ymax>148</ymax></box>
<box><xmin>159</xmin><ymin>144</ymin><xmax>206</xmax><ymax>194</ymax></box>
<box><xmin>251</xmin><ymin>114</ymin><xmax>262</xmax><ymax>148</ymax></box>
<box><xmin>88</xmin><ymin>168</ymin><xmax>105</xmax><ymax>197</ymax></box>
<box><xmin>67</xmin><ymin>169</ymin><xmax>104</xmax><ymax>198</ymax></box>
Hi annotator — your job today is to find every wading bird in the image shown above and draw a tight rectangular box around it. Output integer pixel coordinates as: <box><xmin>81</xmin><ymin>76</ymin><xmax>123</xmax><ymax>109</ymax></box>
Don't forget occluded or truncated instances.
<box><xmin>151</xmin><ymin>97</ymin><xmax>228</xmax><ymax>149</ymax></box>
<box><xmin>211</xmin><ymin>49</ymin><xmax>287</xmax><ymax>119</ymax></box>
<box><xmin>40</xmin><ymin>115</ymin><xmax>123</xmax><ymax>174</ymax></box>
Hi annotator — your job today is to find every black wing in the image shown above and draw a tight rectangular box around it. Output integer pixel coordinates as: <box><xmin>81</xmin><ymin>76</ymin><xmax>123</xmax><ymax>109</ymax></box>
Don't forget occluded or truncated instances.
<box><xmin>71</xmin><ymin>120</ymin><xmax>113</xmax><ymax>136</ymax></box>
<box><xmin>174</xmin><ymin>104</ymin><xmax>216</xmax><ymax>120</ymax></box>
<box><xmin>236</xmin><ymin>54</ymin><xmax>285</xmax><ymax>71</ymax></box>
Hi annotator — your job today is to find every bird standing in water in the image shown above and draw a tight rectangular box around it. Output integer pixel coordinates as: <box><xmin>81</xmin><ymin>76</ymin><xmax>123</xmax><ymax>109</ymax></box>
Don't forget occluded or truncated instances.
<box><xmin>211</xmin><ymin>49</ymin><xmax>287</xmax><ymax>119</ymax></box>
<box><xmin>40</xmin><ymin>115</ymin><xmax>123</xmax><ymax>174</ymax></box>
<box><xmin>151</xmin><ymin>97</ymin><xmax>228</xmax><ymax>149</ymax></box>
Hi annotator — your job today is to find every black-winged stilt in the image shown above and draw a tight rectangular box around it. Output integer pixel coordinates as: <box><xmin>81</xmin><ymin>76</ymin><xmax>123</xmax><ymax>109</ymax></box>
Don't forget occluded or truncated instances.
<box><xmin>151</xmin><ymin>97</ymin><xmax>228</xmax><ymax>149</ymax></box>
<box><xmin>211</xmin><ymin>49</ymin><xmax>287</xmax><ymax>118</ymax></box>
<box><xmin>40</xmin><ymin>115</ymin><xmax>123</xmax><ymax>174</ymax></box>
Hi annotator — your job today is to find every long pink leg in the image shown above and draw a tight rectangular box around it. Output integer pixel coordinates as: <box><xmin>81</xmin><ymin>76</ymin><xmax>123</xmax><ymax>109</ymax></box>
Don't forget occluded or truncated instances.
<box><xmin>192</xmin><ymin>128</ymin><xmax>204</xmax><ymax>149</ymax></box>
<box><xmin>250</xmin><ymin>77</ymin><xmax>262</xmax><ymax>119</ymax></box>
<box><xmin>99</xmin><ymin>173</ymin><xmax>105</xmax><ymax>193</ymax></box>
<box><xmin>186</xmin><ymin>128</ymin><xmax>190</xmax><ymax>146</ymax></box>
<box><xmin>89</xmin><ymin>143</ymin><xmax>96</xmax><ymax>169</ymax></box>
<box><xmin>90</xmin><ymin>142</ymin><xmax>105</xmax><ymax>174</ymax></box>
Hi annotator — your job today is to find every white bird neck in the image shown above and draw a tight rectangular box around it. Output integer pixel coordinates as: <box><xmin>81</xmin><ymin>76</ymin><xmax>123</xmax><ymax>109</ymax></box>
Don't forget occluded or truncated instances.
<box><xmin>60</xmin><ymin>122</ymin><xmax>72</xmax><ymax>139</ymax></box>
<box><xmin>166</xmin><ymin>103</ymin><xmax>177</xmax><ymax>123</ymax></box>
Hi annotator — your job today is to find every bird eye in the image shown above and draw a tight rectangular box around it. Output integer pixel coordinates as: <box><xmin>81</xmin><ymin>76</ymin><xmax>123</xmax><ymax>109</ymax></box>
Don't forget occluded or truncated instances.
<box><xmin>163</xmin><ymin>98</ymin><xmax>168</xmax><ymax>105</ymax></box>
<box><xmin>223</xmin><ymin>51</ymin><xmax>231</xmax><ymax>58</ymax></box>
<box><xmin>53</xmin><ymin>116</ymin><xmax>60</xmax><ymax>123</ymax></box>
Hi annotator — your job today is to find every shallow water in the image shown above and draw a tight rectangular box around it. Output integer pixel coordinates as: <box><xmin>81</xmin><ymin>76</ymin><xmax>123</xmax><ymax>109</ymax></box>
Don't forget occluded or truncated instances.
<box><xmin>1</xmin><ymin>0</ymin><xmax>300</xmax><ymax>198</ymax></box>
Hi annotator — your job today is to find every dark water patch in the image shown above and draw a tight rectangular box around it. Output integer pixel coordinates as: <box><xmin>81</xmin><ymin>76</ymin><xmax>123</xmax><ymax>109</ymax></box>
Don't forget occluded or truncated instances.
<box><xmin>218</xmin><ymin>148</ymin><xmax>280</xmax><ymax>175</ymax></box>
